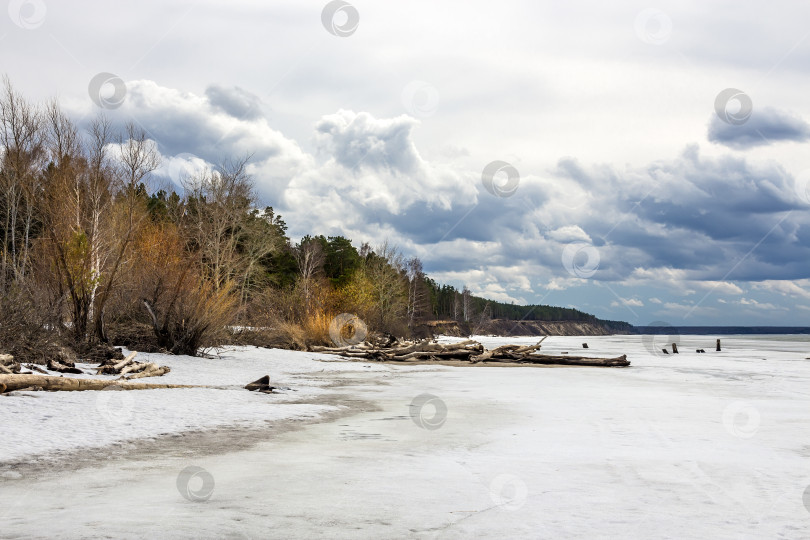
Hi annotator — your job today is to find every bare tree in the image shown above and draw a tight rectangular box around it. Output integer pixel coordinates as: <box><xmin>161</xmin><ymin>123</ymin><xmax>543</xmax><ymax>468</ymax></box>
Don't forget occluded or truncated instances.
<box><xmin>40</xmin><ymin>106</ymin><xmax>99</xmax><ymax>340</ymax></box>
<box><xmin>0</xmin><ymin>77</ymin><xmax>44</xmax><ymax>289</ymax></box>
<box><xmin>39</xmin><ymin>109</ymin><xmax>160</xmax><ymax>343</ymax></box>
<box><xmin>472</xmin><ymin>302</ymin><xmax>492</xmax><ymax>334</ymax></box>
<box><xmin>462</xmin><ymin>285</ymin><xmax>472</xmax><ymax>322</ymax></box>
<box><xmin>294</xmin><ymin>236</ymin><xmax>325</xmax><ymax>314</ymax></box>
<box><xmin>361</xmin><ymin>241</ymin><xmax>407</xmax><ymax>332</ymax></box>
<box><xmin>405</xmin><ymin>256</ymin><xmax>429</xmax><ymax>326</ymax></box>
<box><xmin>182</xmin><ymin>157</ymin><xmax>253</xmax><ymax>291</ymax></box>
<box><xmin>91</xmin><ymin>123</ymin><xmax>160</xmax><ymax>341</ymax></box>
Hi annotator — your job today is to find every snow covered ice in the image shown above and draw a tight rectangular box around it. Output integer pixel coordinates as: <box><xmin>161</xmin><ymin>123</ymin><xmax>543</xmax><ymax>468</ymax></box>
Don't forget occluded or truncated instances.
<box><xmin>2</xmin><ymin>335</ymin><xmax>810</xmax><ymax>539</ymax></box>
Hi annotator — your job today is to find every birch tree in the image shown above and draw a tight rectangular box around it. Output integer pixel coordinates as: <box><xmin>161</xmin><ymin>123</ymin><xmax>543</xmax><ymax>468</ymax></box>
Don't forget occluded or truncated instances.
<box><xmin>0</xmin><ymin>77</ymin><xmax>44</xmax><ymax>289</ymax></box>
<box><xmin>294</xmin><ymin>236</ymin><xmax>325</xmax><ymax>313</ymax></box>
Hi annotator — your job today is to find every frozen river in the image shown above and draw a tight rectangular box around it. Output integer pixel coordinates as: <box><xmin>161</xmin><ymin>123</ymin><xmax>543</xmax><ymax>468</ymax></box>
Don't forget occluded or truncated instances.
<box><xmin>2</xmin><ymin>335</ymin><xmax>810</xmax><ymax>538</ymax></box>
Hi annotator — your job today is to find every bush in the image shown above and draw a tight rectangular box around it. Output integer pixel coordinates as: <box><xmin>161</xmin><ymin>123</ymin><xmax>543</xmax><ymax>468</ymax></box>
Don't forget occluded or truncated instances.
<box><xmin>0</xmin><ymin>286</ymin><xmax>65</xmax><ymax>364</ymax></box>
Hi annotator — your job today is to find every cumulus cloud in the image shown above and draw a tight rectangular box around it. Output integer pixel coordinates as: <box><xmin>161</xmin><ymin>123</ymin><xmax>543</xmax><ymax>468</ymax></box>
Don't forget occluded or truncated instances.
<box><xmin>708</xmin><ymin>107</ymin><xmax>810</xmax><ymax>149</ymax></box>
<box><xmin>284</xmin><ymin>109</ymin><xmax>478</xmax><ymax>240</ymax></box>
<box><xmin>428</xmin><ymin>267</ymin><xmax>528</xmax><ymax>304</ymax></box>
<box><xmin>153</xmin><ymin>152</ymin><xmax>213</xmax><ymax>188</ymax></box>
<box><xmin>694</xmin><ymin>281</ymin><xmax>744</xmax><ymax>295</ymax></box>
<box><xmin>78</xmin><ymin>78</ymin><xmax>810</xmax><ymax>325</ymax></box>
<box><xmin>315</xmin><ymin>110</ymin><xmax>421</xmax><ymax>174</ymax></box>
<box><xmin>736</xmin><ymin>298</ymin><xmax>784</xmax><ymax>310</ymax></box>
<box><xmin>547</xmin><ymin>225</ymin><xmax>591</xmax><ymax>243</ymax></box>
<box><xmin>611</xmin><ymin>298</ymin><xmax>644</xmax><ymax>308</ymax></box>
<box><xmin>752</xmin><ymin>280</ymin><xmax>810</xmax><ymax>300</ymax></box>
<box><xmin>77</xmin><ymin>80</ymin><xmax>312</xmax><ymax>203</ymax></box>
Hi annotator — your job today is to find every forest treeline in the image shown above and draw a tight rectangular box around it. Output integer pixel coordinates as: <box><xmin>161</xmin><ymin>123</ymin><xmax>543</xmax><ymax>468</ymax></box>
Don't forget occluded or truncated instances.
<box><xmin>0</xmin><ymin>78</ymin><xmax>626</xmax><ymax>359</ymax></box>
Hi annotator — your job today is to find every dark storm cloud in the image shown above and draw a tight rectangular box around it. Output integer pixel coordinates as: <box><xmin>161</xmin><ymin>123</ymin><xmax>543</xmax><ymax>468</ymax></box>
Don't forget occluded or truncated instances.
<box><xmin>314</xmin><ymin>134</ymin><xmax>810</xmax><ymax>286</ymax></box>
<box><xmin>381</xmin><ymin>194</ymin><xmax>533</xmax><ymax>246</ymax></box>
<box><xmin>629</xmin><ymin>147</ymin><xmax>797</xmax><ymax>233</ymax></box>
<box><xmin>205</xmin><ymin>85</ymin><xmax>264</xmax><ymax>121</ymax></box>
<box><xmin>708</xmin><ymin>107</ymin><xmax>810</xmax><ymax>149</ymax></box>
<box><xmin>549</xmin><ymin>146</ymin><xmax>810</xmax><ymax>281</ymax></box>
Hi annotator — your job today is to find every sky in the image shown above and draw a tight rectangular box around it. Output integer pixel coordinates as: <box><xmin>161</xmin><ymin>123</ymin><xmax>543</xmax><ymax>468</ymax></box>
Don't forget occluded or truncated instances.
<box><xmin>2</xmin><ymin>0</ymin><xmax>810</xmax><ymax>326</ymax></box>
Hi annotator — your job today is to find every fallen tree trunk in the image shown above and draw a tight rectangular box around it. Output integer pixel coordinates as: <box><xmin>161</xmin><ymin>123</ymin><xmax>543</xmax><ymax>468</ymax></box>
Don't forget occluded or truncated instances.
<box><xmin>125</xmin><ymin>365</ymin><xmax>171</xmax><ymax>379</ymax></box>
<box><xmin>120</xmin><ymin>361</ymin><xmax>155</xmax><ymax>376</ymax></box>
<box><xmin>24</xmin><ymin>364</ymin><xmax>48</xmax><ymax>374</ymax></box>
<box><xmin>48</xmin><ymin>359</ymin><xmax>84</xmax><ymax>374</ymax></box>
<box><xmin>309</xmin><ymin>344</ymin><xmax>372</xmax><ymax>353</ymax></box>
<box><xmin>0</xmin><ymin>374</ymin><xmax>200</xmax><ymax>393</ymax></box>
<box><xmin>113</xmin><ymin>351</ymin><xmax>139</xmax><ymax>371</ymax></box>
<box><xmin>501</xmin><ymin>354</ymin><xmax>630</xmax><ymax>367</ymax></box>
<box><xmin>390</xmin><ymin>346</ymin><xmax>481</xmax><ymax>362</ymax></box>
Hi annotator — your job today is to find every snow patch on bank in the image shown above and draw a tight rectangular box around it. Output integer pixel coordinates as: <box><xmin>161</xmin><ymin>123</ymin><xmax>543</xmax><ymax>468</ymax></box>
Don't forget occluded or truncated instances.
<box><xmin>0</xmin><ymin>346</ymin><xmax>390</xmax><ymax>463</ymax></box>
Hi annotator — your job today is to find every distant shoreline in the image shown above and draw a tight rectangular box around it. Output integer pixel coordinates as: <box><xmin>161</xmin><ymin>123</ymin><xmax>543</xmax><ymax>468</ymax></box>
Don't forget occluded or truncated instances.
<box><xmin>630</xmin><ymin>326</ymin><xmax>810</xmax><ymax>335</ymax></box>
<box><xmin>423</xmin><ymin>320</ymin><xmax>810</xmax><ymax>337</ymax></box>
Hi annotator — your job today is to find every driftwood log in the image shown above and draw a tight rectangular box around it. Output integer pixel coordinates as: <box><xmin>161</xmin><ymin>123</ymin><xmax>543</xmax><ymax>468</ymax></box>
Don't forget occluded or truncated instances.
<box><xmin>95</xmin><ymin>351</ymin><xmax>171</xmax><ymax>379</ymax></box>
<box><xmin>310</xmin><ymin>336</ymin><xmax>629</xmax><ymax>367</ymax></box>
<box><xmin>0</xmin><ymin>373</ymin><xmax>276</xmax><ymax>394</ymax></box>
<box><xmin>481</xmin><ymin>353</ymin><xmax>629</xmax><ymax>367</ymax></box>
<box><xmin>0</xmin><ymin>353</ymin><xmax>20</xmax><ymax>374</ymax></box>
<box><xmin>0</xmin><ymin>374</ymin><xmax>200</xmax><ymax>393</ymax></box>
<box><xmin>48</xmin><ymin>358</ymin><xmax>84</xmax><ymax>374</ymax></box>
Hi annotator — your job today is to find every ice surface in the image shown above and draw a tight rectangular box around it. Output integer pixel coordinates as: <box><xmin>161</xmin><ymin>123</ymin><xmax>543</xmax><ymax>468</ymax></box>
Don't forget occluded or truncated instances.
<box><xmin>1</xmin><ymin>336</ymin><xmax>809</xmax><ymax>539</ymax></box>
